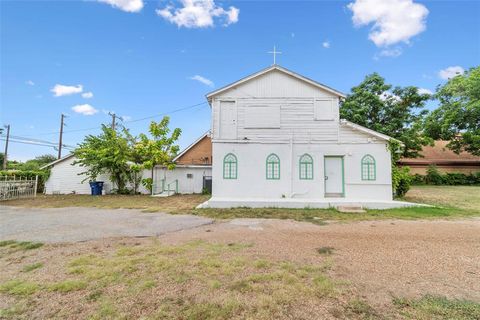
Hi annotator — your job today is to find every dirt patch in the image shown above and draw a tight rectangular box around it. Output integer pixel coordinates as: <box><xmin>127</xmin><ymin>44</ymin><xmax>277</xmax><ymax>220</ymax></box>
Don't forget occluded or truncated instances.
<box><xmin>158</xmin><ymin>218</ymin><xmax>480</xmax><ymax>305</ymax></box>
<box><xmin>1</xmin><ymin>218</ymin><xmax>479</xmax><ymax>319</ymax></box>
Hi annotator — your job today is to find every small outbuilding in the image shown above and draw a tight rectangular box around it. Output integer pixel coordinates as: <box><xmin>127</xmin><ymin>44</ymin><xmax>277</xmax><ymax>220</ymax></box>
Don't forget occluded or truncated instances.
<box><xmin>398</xmin><ymin>140</ymin><xmax>480</xmax><ymax>175</ymax></box>
<box><xmin>41</xmin><ymin>132</ymin><xmax>212</xmax><ymax>195</ymax></box>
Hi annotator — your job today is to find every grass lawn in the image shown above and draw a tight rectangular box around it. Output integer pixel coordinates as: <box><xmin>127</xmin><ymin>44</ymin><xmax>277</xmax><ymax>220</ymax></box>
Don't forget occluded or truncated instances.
<box><xmin>5</xmin><ymin>185</ymin><xmax>480</xmax><ymax>223</ymax></box>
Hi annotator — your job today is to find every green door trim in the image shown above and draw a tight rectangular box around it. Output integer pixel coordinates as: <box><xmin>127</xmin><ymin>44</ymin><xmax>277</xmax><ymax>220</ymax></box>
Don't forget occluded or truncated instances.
<box><xmin>323</xmin><ymin>155</ymin><xmax>345</xmax><ymax>198</ymax></box>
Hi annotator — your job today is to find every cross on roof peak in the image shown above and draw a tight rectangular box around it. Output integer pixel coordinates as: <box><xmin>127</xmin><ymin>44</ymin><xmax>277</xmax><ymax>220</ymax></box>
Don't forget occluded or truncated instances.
<box><xmin>267</xmin><ymin>45</ymin><xmax>282</xmax><ymax>65</ymax></box>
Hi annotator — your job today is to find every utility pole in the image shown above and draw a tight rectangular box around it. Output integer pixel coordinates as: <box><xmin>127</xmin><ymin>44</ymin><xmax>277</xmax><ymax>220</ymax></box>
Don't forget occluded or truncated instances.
<box><xmin>2</xmin><ymin>124</ymin><xmax>10</xmax><ymax>170</ymax></box>
<box><xmin>108</xmin><ymin>112</ymin><xmax>117</xmax><ymax>131</ymax></box>
<box><xmin>58</xmin><ymin>114</ymin><xmax>65</xmax><ymax>159</ymax></box>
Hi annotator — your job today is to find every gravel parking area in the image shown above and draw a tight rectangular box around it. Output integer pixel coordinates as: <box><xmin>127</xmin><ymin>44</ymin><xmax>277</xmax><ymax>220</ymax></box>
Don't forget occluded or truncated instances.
<box><xmin>0</xmin><ymin>206</ymin><xmax>213</xmax><ymax>243</ymax></box>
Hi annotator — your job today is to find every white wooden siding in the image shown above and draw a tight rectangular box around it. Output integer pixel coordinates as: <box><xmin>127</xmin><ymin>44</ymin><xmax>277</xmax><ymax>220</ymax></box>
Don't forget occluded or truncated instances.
<box><xmin>215</xmin><ymin>69</ymin><xmax>336</xmax><ymax>98</ymax></box>
<box><xmin>211</xmin><ymin>69</ymin><xmax>342</xmax><ymax>142</ymax></box>
<box><xmin>244</xmin><ymin>105</ymin><xmax>281</xmax><ymax>128</ymax></box>
<box><xmin>44</xmin><ymin>157</ymin><xmax>111</xmax><ymax>194</ymax></box>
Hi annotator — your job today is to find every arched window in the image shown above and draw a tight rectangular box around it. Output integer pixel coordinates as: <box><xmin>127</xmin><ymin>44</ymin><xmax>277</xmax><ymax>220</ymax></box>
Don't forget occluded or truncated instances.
<box><xmin>361</xmin><ymin>155</ymin><xmax>376</xmax><ymax>181</ymax></box>
<box><xmin>223</xmin><ymin>153</ymin><xmax>237</xmax><ymax>179</ymax></box>
<box><xmin>299</xmin><ymin>154</ymin><xmax>313</xmax><ymax>180</ymax></box>
<box><xmin>266</xmin><ymin>153</ymin><xmax>280</xmax><ymax>180</ymax></box>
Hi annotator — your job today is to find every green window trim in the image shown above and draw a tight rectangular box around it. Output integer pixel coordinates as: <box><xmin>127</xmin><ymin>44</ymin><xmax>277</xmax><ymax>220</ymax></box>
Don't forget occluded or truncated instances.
<box><xmin>361</xmin><ymin>154</ymin><xmax>376</xmax><ymax>181</ymax></box>
<box><xmin>223</xmin><ymin>153</ymin><xmax>238</xmax><ymax>179</ymax></box>
<box><xmin>299</xmin><ymin>153</ymin><xmax>314</xmax><ymax>180</ymax></box>
<box><xmin>266</xmin><ymin>153</ymin><xmax>280</xmax><ymax>180</ymax></box>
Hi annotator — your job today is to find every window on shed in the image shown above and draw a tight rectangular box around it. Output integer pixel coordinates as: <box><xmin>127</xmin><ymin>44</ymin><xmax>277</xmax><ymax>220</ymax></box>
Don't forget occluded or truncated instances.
<box><xmin>266</xmin><ymin>153</ymin><xmax>280</xmax><ymax>180</ymax></box>
<box><xmin>223</xmin><ymin>153</ymin><xmax>238</xmax><ymax>179</ymax></box>
<box><xmin>361</xmin><ymin>155</ymin><xmax>376</xmax><ymax>181</ymax></box>
<box><xmin>299</xmin><ymin>154</ymin><xmax>313</xmax><ymax>180</ymax></box>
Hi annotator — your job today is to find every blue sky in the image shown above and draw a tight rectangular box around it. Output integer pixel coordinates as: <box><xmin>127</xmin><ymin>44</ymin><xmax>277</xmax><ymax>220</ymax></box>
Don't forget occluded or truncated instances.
<box><xmin>1</xmin><ymin>0</ymin><xmax>479</xmax><ymax>161</ymax></box>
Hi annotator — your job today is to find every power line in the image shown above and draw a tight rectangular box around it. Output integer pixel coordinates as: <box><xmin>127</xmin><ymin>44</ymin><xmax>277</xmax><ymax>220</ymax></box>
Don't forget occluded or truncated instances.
<box><xmin>124</xmin><ymin>101</ymin><xmax>207</xmax><ymax>124</ymax></box>
<box><xmin>7</xmin><ymin>135</ymin><xmax>75</xmax><ymax>147</ymax></box>
<box><xmin>20</xmin><ymin>101</ymin><xmax>208</xmax><ymax>137</ymax></box>
<box><xmin>0</xmin><ymin>138</ymin><xmax>75</xmax><ymax>150</ymax></box>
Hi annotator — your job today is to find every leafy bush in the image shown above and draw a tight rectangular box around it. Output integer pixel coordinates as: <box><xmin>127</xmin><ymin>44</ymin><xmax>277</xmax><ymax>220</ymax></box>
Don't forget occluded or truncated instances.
<box><xmin>392</xmin><ymin>166</ymin><xmax>412</xmax><ymax>198</ymax></box>
<box><xmin>411</xmin><ymin>174</ymin><xmax>425</xmax><ymax>185</ymax></box>
<box><xmin>425</xmin><ymin>165</ymin><xmax>443</xmax><ymax>185</ymax></box>
<box><xmin>0</xmin><ymin>170</ymin><xmax>49</xmax><ymax>193</ymax></box>
<box><xmin>142</xmin><ymin>178</ymin><xmax>153</xmax><ymax>193</ymax></box>
<box><xmin>412</xmin><ymin>169</ymin><xmax>480</xmax><ymax>186</ymax></box>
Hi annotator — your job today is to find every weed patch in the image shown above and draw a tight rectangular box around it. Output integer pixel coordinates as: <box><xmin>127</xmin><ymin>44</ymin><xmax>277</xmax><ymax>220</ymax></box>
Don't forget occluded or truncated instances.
<box><xmin>22</xmin><ymin>262</ymin><xmax>43</xmax><ymax>272</ymax></box>
<box><xmin>0</xmin><ymin>279</ymin><xmax>39</xmax><ymax>296</ymax></box>
<box><xmin>393</xmin><ymin>295</ymin><xmax>480</xmax><ymax>320</ymax></box>
<box><xmin>317</xmin><ymin>246</ymin><xmax>335</xmax><ymax>255</ymax></box>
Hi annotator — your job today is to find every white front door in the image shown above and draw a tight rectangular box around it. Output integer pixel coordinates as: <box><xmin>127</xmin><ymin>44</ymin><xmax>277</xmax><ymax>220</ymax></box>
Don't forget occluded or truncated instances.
<box><xmin>324</xmin><ymin>156</ymin><xmax>344</xmax><ymax>197</ymax></box>
<box><xmin>220</xmin><ymin>101</ymin><xmax>237</xmax><ymax>139</ymax></box>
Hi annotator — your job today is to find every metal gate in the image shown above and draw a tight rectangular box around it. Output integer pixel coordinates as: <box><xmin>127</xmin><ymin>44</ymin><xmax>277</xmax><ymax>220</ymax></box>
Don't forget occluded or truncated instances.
<box><xmin>0</xmin><ymin>176</ymin><xmax>38</xmax><ymax>201</ymax></box>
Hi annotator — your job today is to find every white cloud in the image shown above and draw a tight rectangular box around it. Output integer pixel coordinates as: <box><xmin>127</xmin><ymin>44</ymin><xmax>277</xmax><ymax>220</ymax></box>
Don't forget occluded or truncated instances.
<box><xmin>26</xmin><ymin>80</ymin><xmax>35</xmax><ymax>86</ymax></box>
<box><xmin>97</xmin><ymin>0</ymin><xmax>143</xmax><ymax>13</ymax></box>
<box><xmin>82</xmin><ymin>92</ymin><xmax>94</xmax><ymax>99</ymax></box>
<box><xmin>322</xmin><ymin>41</ymin><xmax>330</xmax><ymax>48</ymax></box>
<box><xmin>418</xmin><ymin>88</ymin><xmax>433</xmax><ymax>95</ymax></box>
<box><xmin>51</xmin><ymin>84</ymin><xmax>83</xmax><ymax>97</ymax></box>
<box><xmin>121</xmin><ymin>115</ymin><xmax>132</xmax><ymax>121</ymax></box>
<box><xmin>438</xmin><ymin>66</ymin><xmax>465</xmax><ymax>80</ymax></box>
<box><xmin>189</xmin><ymin>75</ymin><xmax>214</xmax><ymax>87</ymax></box>
<box><xmin>156</xmin><ymin>0</ymin><xmax>239</xmax><ymax>28</ymax></box>
<box><xmin>72</xmin><ymin>104</ymin><xmax>99</xmax><ymax>116</ymax></box>
<box><xmin>348</xmin><ymin>0</ymin><xmax>428</xmax><ymax>47</ymax></box>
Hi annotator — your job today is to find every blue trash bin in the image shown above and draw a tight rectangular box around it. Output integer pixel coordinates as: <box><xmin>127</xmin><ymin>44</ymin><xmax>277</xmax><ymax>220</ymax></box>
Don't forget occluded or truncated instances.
<box><xmin>96</xmin><ymin>181</ymin><xmax>104</xmax><ymax>195</ymax></box>
<box><xmin>89</xmin><ymin>181</ymin><xmax>104</xmax><ymax>195</ymax></box>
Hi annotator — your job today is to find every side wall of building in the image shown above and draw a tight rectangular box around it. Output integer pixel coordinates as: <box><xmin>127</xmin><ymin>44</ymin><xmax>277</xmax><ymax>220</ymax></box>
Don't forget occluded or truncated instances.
<box><xmin>45</xmin><ymin>157</ymin><xmax>152</xmax><ymax>195</ymax></box>
<box><xmin>212</xmin><ymin>141</ymin><xmax>392</xmax><ymax>201</ymax></box>
<box><xmin>44</xmin><ymin>157</ymin><xmax>111</xmax><ymax>194</ymax></box>
<box><xmin>154</xmin><ymin>166</ymin><xmax>212</xmax><ymax>194</ymax></box>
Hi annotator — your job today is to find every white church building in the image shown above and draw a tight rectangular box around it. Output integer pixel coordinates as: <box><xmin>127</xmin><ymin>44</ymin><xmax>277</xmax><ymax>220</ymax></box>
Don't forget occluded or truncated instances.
<box><xmin>199</xmin><ymin>65</ymin><xmax>410</xmax><ymax>209</ymax></box>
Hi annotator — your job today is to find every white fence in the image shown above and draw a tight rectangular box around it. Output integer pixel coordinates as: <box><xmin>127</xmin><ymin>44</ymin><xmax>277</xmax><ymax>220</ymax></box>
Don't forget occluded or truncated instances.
<box><xmin>0</xmin><ymin>176</ymin><xmax>38</xmax><ymax>201</ymax></box>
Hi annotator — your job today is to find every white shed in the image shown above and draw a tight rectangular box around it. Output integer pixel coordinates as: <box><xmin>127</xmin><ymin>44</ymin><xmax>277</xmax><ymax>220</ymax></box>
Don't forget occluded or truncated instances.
<box><xmin>41</xmin><ymin>132</ymin><xmax>212</xmax><ymax>195</ymax></box>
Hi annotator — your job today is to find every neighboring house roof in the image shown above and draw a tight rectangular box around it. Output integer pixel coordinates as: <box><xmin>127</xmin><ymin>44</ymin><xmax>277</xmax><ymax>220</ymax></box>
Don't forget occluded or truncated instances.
<box><xmin>340</xmin><ymin>119</ymin><xmax>399</xmax><ymax>143</ymax></box>
<box><xmin>206</xmin><ymin>64</ymin><xmax>346</xmax><ymax>102</ymax></box>
<box><xmin>173</xmin><ymin>131</ymin><xmax>212</xmax><ymax>165</ymax></box>
<box><xmin>399</xmin><ymin>140</ymin><xmax>480</xmax><ymax>166</ymax></box>
<box><xmin>40</xmin><ymin>153</ymin><xmax>75</xmax><ymax>169</ymax></box>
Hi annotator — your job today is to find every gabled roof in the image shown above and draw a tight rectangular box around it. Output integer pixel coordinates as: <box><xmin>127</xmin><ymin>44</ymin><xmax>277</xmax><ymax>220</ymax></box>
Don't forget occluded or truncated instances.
<box><xmin>40</xmin><ymin>153</ymin><xmax>75</xmax><ymax>169</ymax></box>
<box><xmin>172</xmin><ymin>131</ymin><xmax>211</xmax><ymax>163</ymax></box>
<box><xmin>206</xmin><ymin>64</ymin><xmax>346</xmax><ymax>102</ymax></box>
<box><xmin>340</xmin><ymin>119</ymin><xmax>400</xmax><ymax>143</ymax></box>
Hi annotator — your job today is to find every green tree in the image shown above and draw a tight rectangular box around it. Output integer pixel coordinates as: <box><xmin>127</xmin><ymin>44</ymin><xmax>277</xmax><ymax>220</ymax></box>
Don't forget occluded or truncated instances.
<box><xmin>134</xmin><ymin>117</ymin><xmax>181</xmax><ymax>194</ymax></box>
<box><xmin>74</xmin><ymin>125</ymin><xmax>135</xmax><ymax>193</ymax></box>
<box><xmin>20</xmin><ymin>154</ymin><xmax>56</xmax><ymax>170</ymax></box>
<box><xmin>340</xmin><ymin>73</ymin><xmax>432</xmax><ymax>158</ymax></box>
<box><xmin>424</xmin><ymin>66</ymin><xmax>480</xmax><ymax>156</ymax></box>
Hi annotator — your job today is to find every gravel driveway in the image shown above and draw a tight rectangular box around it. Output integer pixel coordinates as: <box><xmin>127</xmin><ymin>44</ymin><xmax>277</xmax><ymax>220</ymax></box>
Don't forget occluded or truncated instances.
<box><xmin>0</xmin><ymin>206</ymin><xmax>213</xmax><ymax>243</ymax></box>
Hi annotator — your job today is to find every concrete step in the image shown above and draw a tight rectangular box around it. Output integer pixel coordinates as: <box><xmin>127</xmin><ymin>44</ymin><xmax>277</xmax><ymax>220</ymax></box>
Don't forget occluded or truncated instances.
<box><xmin>151</xmin><ymin>192</ymin><xmax>174</xmax><ymax>197</ymax></box>
<box><xmin>336</xmin><ymin>205</ymin><xmax>366</xmax><ymax>213</ymax></box>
